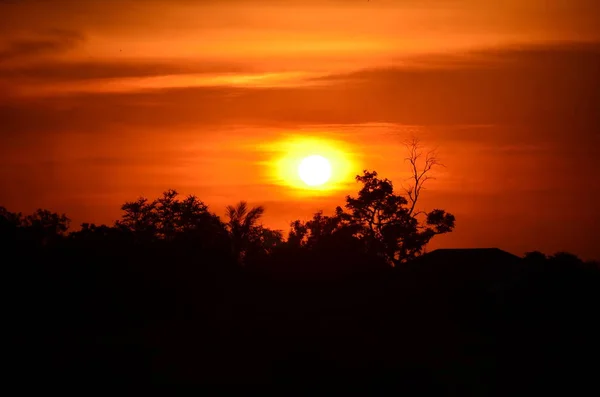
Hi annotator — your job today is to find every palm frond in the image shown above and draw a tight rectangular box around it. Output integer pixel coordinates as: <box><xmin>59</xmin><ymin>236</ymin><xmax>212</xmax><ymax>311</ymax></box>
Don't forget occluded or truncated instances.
<box><xmin>243</xmin><ymin>205</ymin><xmax>265</xmax><ymax>231</ymax></box>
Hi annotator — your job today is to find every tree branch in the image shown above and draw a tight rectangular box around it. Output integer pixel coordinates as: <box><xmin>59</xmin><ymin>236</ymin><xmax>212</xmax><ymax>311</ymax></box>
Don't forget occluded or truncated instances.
<box><xmin>403</xmin><ymin>137</ymin><xmax>443</xmax><ymax>217</ymax></box>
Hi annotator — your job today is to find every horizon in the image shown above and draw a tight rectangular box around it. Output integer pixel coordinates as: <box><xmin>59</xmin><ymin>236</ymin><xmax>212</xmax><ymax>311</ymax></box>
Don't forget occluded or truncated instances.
<box><xmin>1</xmin><ymin>0</ymin><xmax>599</xmax><ymax>260</ymax></box>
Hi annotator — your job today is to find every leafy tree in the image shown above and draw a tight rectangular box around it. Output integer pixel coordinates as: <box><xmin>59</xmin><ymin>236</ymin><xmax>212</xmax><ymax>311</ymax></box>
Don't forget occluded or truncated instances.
<box><xmin>177</xmin><ymin>194</ymin><xmax>213</xmax><ymax>234</ymax></box>
<box><xmin>0</xmin><ymin>207</ymin><xmax>23</xmax><ymax>247</ymax></box>
<box><xmin>243</xmin><ymin>225</ymin><xmax>285</xmax><ymax>267</ymax></box>
<box><xmin>287</xmin><ymin>219</ymin><xmax>309</xmax><ymax>248</ymax></box>
<box><xmin>23</xmin><ymin>209</ymin><xmax>70</xmax><ymax>234</ymax></box>
<box><xmin>116</xmin><ymin>190</ymin><xmax>226</xmax><ymax>246</ymax></box>
<box><xmin>70</xmin><ymin>223</ymin><xmax>132</xmax><ymax>243</ymax></box>
<box><xmin>339</xmin><ymin>170</ymin><xmax>453</xmax><ymax>265</ymax></box>
<box><xmin>524</xmin><ymin>251</ymin><xmax>547</xmax><ymax>263</ymax></box>
<box><xmin>549</xmin><ymin>252</ymin><xmax>583</xmax><ymax>265</ymax></box>
<box><xmin>251</xmin><ymin>226</ymin><xmax>284</xmax><ymax>255</ymax></box>
<box><xmin>117</xmin><ymin>197</ymin><xmax>158</xmax><ymax>241</ymax></box>
<box><xmin>287</xmin><ymin>210</ymin><xmax>359</xmax><ymax>251</ymax></box>
<box><xmin>285</xmin><ymin>209</ymin><xmax>391</xmax><ymax>273</ymax></box>
<box><xmin>1</xmin><ymin>206</ymin><xmax>70</xmax><ymax>247</ymax></box>
<box><xmin>154</xmin><ymin>189</ymin><xmax>180</xmax><ymax>240</ymax></box>
<box><xmin>21</xmin><ymin>209</ymin><xmax>70</xmax><ymax>246</ymax></box>
<box><xmin>335</xmin><ymin>139</ymin><xmax>455</xmax><ymax>266</ymax></box>
<box><xmin>0</xmin><ymin>206</ymin><xmax>22</xmax><ymax>231</ymax></box>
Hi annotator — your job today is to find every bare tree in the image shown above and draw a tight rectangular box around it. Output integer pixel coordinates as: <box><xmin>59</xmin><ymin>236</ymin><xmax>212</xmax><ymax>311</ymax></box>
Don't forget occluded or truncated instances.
<box><xmin>402</xmin><ymin>137</ymin><xmax>444</xmax><ymax>218</ymax></box>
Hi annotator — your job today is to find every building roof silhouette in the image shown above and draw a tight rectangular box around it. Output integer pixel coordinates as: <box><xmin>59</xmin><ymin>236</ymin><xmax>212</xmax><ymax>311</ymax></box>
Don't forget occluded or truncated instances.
<box><xmin>408</xmin><ymin>248</ymin><xmax>524</xmax><ymax>288</ymax></box>
<box><xmin>422</xmin><ymin>248</ymin><xmax>522</xmax><ymax>263</ymax></box>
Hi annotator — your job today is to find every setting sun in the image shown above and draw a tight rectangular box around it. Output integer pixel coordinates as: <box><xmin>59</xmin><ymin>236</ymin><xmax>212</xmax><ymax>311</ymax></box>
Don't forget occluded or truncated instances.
<box><xmin>298</xmin><ymin>155</ymin><xmax>332</xmax><ymax>187</ymax></box>
<box><xmin>264</xmin><ymin>135</ymin><xmax>358</xmax><ymax>194</ymax></box>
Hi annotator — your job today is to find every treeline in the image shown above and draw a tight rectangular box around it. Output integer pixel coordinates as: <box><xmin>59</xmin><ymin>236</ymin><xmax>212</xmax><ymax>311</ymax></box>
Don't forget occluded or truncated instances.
<box><xmin>4</xmin><ymin>168</ymin><xmax>600</xmax><ymax>392</ymax></box>
<box><xmin>1</xmin><ymin>169</ymin><xmax>458</xmax><ymax>273</ymax></box>
<box><xmin>2</xmin><ymin>168</ymin><xmax>597</xmax><ymax>274</ymax></box>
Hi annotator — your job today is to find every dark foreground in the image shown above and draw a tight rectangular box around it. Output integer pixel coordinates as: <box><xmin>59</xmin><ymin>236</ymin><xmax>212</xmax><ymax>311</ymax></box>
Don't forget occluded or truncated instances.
<box><xmin>9</xmin><ymin>245</ymin><xmax>600</xmax><ymax>395</ymax></box>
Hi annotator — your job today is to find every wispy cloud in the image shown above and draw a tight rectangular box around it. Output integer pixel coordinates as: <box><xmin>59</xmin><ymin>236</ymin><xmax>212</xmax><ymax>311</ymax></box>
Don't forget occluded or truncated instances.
<box><xmin>0</xmin><ymin>29</ymin><xmax>84</xmax><ymax>62</ymax></box>
<box><xmin>8</xmin><ymin>71</ymin><xmax>323</xmax><ymax>97</ymax></box>
<box><xmin>2</xmin><ymin>41</ymin><xmax>599</xmax><ymax>141</ymax></box>
<box><xmin>0</xmin><ymin>59</ymin><xmax>253</xmax><ymax>82</ymax></box>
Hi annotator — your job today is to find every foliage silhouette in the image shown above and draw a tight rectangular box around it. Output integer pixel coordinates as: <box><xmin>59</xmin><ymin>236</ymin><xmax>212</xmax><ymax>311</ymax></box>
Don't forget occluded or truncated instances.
<box><xmin>1</xmin><ymin>206</ymin><xmax>70</xmax><ymax>248</ymax></box>
<box><xmin>115</xmin><ymin>189</ymin><xmax>227</xmax><ymax>244</ymax></box>
<box><xmin>225</xmin><ymin>201</ymin><xmax>283</xmax><ymax>265</ymax></box>
<box><xmin>341</xmin><ymin>170</ymin><xmax>455</xmax><ymax>265</ymax></box>
<box><xmin>286</xmin><ymin>171</ymin><xmax>454</xmax><ymax>267</ymax></box>
<box><xmin>4</xmin><ymin>166</ymin><xmax>600</xmax><ymax>392</ymax></box>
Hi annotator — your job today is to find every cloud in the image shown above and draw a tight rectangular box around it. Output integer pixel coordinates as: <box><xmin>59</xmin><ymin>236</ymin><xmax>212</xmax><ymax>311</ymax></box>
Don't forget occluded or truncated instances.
<box><xmin>0</xmin><ymin>59</ymin><xmax>253</xmax><ymax>82</ymax></box>
<box><xmin>307</xmin><ymin>42</ymin><xmax>600</xmax><ymax>130</ymax></box>
<box><xmin>1</xmin><ymin>41</ymin><xmax>599</xmax><ymax>151</ymax></box>
<box><xmin>0</xmin><ymin>29</ymin><xmax>84</xmax><ymax>62</ymax></box>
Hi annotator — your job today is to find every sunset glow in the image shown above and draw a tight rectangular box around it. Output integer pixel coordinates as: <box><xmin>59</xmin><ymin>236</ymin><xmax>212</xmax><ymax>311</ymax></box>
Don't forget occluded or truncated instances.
<box><xmin>0</xmin><ymin>0</ymin><xmax>599</xmax><ymax>259</ymax></box>
<box><xmin>4</xmin><ymin>1</ymin><xmax>600</xmax><ymax>388</ymax></box>
<box><xmin>269</xmin><ymin>137</ymin><xmax>357</xmax><ymax>194</ymax></box>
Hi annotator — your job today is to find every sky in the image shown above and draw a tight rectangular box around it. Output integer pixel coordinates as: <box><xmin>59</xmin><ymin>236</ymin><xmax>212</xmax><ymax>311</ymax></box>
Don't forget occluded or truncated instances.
<box><xmin>1</xmin><ymin>0</ymin><xmax>599</xmax><ymax>259</ymax></box>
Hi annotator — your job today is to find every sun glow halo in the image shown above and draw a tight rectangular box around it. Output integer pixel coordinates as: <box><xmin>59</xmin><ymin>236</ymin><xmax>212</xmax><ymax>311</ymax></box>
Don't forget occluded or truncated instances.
<box><xmin>270</xmin><ymin>136</ymin><xmax>356</xmax><ymax>193</ymax></box>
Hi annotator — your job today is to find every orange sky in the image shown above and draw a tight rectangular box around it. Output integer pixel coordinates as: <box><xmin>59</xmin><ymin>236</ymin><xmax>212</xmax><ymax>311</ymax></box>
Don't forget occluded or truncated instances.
<box><xmin>1</xmin><ymin>0</ymin><xmax>599</xmax><ymax>259</ymax></box>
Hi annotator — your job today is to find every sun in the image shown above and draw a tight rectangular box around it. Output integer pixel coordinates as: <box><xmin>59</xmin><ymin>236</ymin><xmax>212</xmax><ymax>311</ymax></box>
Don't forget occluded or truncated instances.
<box><xmin>298</xmin><ymin>155</ymin><xmax>332</xmax><ymax>186</ymax></box>
<box><xmin>263</xmin><ymin>135</ymin><xmax>357</xmax><ymax>194</ymax></box>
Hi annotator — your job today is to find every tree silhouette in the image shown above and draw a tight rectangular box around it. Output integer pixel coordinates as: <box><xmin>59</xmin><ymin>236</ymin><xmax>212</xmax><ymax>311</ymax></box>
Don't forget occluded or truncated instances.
<box><xmin>0</xmin><ymin>206</ymin><xmax>70</xmax><ymax>249</ymax></box>
<box><xmin>288</xmin><ymin>219</ymin><xmax>309</xmax><ymax>248</ymax></box>
<box><xmin>0</xmin><ymin>206</ymin><xmax>21</xmax><ymax>231</ymax></box>
<box><xmin>288</xmin><ymin>210</ymin><xmax>359</xmax><ymax>250</ymax></box>
<box><xmin>286</xmin><ymin>139</ymin><xmax>456</xmax><ymax>267</ymax></box>
<box><xmin>243</xmin><ymin>225</ymin><xmax>284</xmax><ymax>266</ymax></box>
<box><xmin>0</xmin><ymin>206</ymin><xmax>23</xmax><ymax>249</ymax></box>
<box><xmin>117</xmin><ymin>197</ymin><xmax>158</xmax><ymax>241</ymax></box>
<box><xmin>154</xmin><ymin>189</ymin><xmax>180</xmax><ymax>240</ymax></box>
<box><xmin>524</xmin><ymin>251</ymin><xmax>547</xmax><ymax>264</ymax></box>
<box><xmin>70</xmin><ymin>222</ymin><xmax>133</xmax><ymax>244</ymax></box>
<box><xmin>115</xmin><ymin>190</ymin><xmax>226</xmax><ymax>247</ymax></box>
<box><xmin>338</xmin><ymin>170</ymin><xmax>455</xmax><ymax>266</ymax></box>
<box><xmin>225</xmin><ymin>201</ymin><xmax>266</xmax><ymax>264</ymax></box>
<box><xmin>22</xmin><ymin>209</ymin><xmax>70</xmax><ymax>246</ymax></box>
<box><xmin>402</xmin><ymin>137</ymin><xmax>442</xmax><ymax>217</ymax></box>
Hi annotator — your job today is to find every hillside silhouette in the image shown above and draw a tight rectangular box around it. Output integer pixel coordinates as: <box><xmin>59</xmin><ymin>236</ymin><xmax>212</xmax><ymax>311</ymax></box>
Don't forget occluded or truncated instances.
<box><xmin>4</xmin><ymin>156</ymin><xmax>600</xmax><ymax>394</ymax></box>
